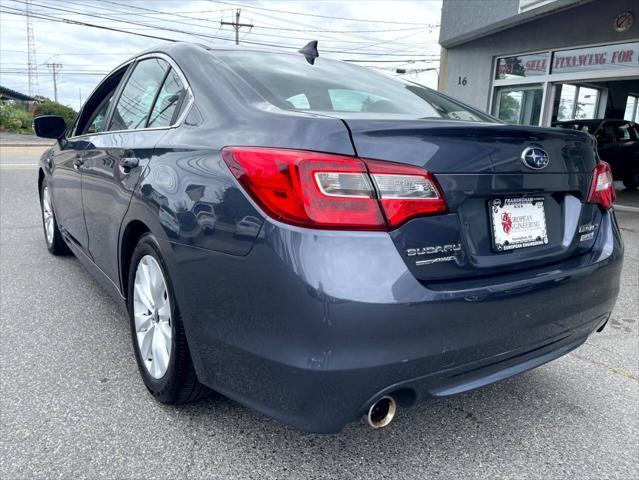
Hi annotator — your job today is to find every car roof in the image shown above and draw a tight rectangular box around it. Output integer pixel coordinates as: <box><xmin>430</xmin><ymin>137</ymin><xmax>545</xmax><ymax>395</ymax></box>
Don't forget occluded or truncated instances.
<box><xmin>132</xmin><ymin>41</ymin><xmax>306</xmax><ymax>60</ymax></box>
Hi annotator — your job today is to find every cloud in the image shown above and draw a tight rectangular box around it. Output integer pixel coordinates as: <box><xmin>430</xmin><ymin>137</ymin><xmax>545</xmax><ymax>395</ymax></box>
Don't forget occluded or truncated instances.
<box><xmin>0</xmin><ymin>0</ymin><xmax>442</xmax><ymax>110</ymax></box>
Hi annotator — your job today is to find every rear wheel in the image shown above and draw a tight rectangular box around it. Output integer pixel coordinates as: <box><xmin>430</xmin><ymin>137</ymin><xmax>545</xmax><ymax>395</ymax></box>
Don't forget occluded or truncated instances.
<box><xmin>40</xmin><ymin>179</ymin><xmax>69</xmax><ymax>255</ymax></box>
<box><xmin>128</xmin><ymin>234</ymin><xmax>209</xmax><ymax>404</ymax></box>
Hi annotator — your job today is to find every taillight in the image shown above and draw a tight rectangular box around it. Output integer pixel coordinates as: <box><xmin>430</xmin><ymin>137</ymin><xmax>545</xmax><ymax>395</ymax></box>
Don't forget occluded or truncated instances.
<box><xmin>221</xmin><ymin>147</ymin><xmax>386</xmax><ymax>230</ymax></box>
<box><xmin>221</xmin><ymin>147</ymin><xmax>447</xmax><ymax>231</ymax></box>
<box><xmin>365</xmin><ymin>159</ymin><xmax>447</xmax><ymax>229</ymax></box>
<box><xmin>587</xmin><ymin>161</ymin><xmax>615</xmax><ymax>209</ymax></box>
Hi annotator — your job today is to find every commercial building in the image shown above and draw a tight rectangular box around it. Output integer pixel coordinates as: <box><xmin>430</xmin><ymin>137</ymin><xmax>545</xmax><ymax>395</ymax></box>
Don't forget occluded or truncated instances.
<box><xmin>438</xmin><ymin>0</ymin><xmax>639</xmax><ymax>126</ymax></box>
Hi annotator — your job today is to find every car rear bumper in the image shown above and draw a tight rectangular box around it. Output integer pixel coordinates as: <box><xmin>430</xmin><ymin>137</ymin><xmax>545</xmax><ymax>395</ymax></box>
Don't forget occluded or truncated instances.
<box><xmin>164</xmin><ymin>209</ymin><xmax>623</xmax><ymax>433</ymax></box>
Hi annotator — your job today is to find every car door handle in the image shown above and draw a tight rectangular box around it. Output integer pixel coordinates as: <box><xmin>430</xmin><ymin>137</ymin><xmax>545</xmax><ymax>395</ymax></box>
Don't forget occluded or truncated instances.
<box><xmin>119</xmin><ymin>157</ymin><xmax>140</xmax><ymax>171</ymax></box>
<box><xmin>73</xmin><ymin>157</ymin><xmax>85</xmax><ymax>170</ymax></box>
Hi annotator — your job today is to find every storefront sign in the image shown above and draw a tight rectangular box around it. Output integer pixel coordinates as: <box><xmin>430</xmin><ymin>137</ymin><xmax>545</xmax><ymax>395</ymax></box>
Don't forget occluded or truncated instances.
<box><xmin>552</xmin><ymin>41</ymin><xmax>639</xmax><ymax>74</ymax></box>
<box><xmin>495</xmin><ymin>52</ymin><xmax>549</xmax><ymax>79</ymax></box>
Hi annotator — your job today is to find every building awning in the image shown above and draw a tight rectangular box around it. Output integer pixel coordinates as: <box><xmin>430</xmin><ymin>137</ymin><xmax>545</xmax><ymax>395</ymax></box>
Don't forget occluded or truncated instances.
<box><xmin>440</xmin><ymin>0</ymin><xmax>590</xmax><ymax>48</ymax></box>
<box><xmin>0</xmin><ymin>85</ymin><xmax>36</xmax><ymax>102</ymax></box>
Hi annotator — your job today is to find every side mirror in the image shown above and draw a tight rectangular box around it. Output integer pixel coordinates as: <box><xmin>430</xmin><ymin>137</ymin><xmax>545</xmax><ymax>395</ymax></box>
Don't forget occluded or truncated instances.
<box><xmin>33</xmin><ymin>115</ymin><xmax>66</xmax><ymax>140</ymax></box>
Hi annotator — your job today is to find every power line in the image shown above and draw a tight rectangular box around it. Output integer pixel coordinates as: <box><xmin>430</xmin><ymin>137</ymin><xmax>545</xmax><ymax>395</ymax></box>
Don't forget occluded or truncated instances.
<box><xmin>211</xmin><ymin>0</ymin><xmax>438</xmax><ymax>26</ymax></box>
<box><xmin>35</xmin><ymin>0</ymin><xmax>430</xmax><ymax>49</ymax></box>
<box><xmin>333</xmin><ymin>29</ymin><xmax>427</xmax><ymax>54</ymax></box>
<box><xmin>70</xmin><ymin>0</ymin><xmax>436</xmax><ymax>34</ymax></box>
<box><xmin>343</xmin><ymin>58</ymin><xmax>439</xmax><ymax>63</ymax></box>
<box><xmin>65</xmin><ymin>0</ymin><xmax>432</xmax><ymax>52</ymax></box>
<box><xmin>3</xmin><ymin>3</ymin><xmax>434</xmax><ymax>57</ymax></box>
<box><xmin>1</xmin><ymin>49</ymin><xmax>136</xmax><ymax>55</ymax></box>
<box><xmin>0</xmin><ymin>70</ymin><xmax>110</xmax><ymax>75</ymax></box>
<box><xmin>0</xmin><ymin>6</ymin><xmax>181</xmax><ymax>42</ymax></box>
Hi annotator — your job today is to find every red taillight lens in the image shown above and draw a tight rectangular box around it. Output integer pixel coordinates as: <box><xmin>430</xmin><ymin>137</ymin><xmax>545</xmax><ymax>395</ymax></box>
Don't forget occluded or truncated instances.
<box><xmin>221</xmin><ymin>147</ymin><xmax>386</xmax><ymax>230</ymax></box>
<box><xmin>587</xmin><ymin>161</ymin><xmax>615</xmax><ymax>209</ymax></box>
<box><xmin>222</xmin><ymin>147</ymin><xmax>448</xmax><ymax>231</ymax></box>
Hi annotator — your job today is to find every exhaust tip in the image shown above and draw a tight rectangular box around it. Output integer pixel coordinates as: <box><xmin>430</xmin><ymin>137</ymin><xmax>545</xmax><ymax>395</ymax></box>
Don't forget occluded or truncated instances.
<box><xmin>366</xmin><ymin>395</ymin><xmax>397</xmax><ymax>429</ymax></box>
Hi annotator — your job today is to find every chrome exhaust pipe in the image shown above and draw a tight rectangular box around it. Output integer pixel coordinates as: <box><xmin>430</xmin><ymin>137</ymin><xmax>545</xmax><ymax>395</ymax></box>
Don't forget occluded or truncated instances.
<box><xmin>366</xmin><ymin>395</ymin><xmax>397</xmax><ymax>429</ymax></box>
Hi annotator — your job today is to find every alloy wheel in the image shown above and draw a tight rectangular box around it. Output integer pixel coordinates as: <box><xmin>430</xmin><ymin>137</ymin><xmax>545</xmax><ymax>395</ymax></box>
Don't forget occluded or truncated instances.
<box><xmin>133</xmin><ymin>255</ymin><xmax>172</xmax><ymax>379</ymax></box>
<box><xmin>42</xmin><ymin>187</ymin><xmax>54</xmax><ymax>246</ymax></box>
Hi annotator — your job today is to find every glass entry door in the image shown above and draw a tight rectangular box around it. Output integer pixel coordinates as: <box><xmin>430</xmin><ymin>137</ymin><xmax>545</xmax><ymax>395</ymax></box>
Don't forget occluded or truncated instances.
<box><xmin>493</xmin><ymin>85</ymin><xmax>543</xmax><ymax>125</ymax></box>
<box><xmin>554</xmin><ymin>84</ymin><xmax>600</xmax><ymax>121</ymax></box>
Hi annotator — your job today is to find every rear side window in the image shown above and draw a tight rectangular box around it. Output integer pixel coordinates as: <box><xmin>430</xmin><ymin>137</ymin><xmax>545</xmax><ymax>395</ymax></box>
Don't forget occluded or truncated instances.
<box><xmin>85</xmin><ymin>92</ymin><xmax>115</xmax><ymax>134</ymax></box>
<box><xmin>73</xmin><ymin>65</ymin><xmax>127</xmax><ymax>137</ymax></box>
<box><xmin>147</xmin><ymin>69</ymin><xmax>186</xmax><ymax>128</ymax></box>
<box><xmin>109</xmin><ymin>58</ymin><xmax>169</xmax><ymax>131</ymax></box>
<box><xmin>217</xmin><ymin>51</ymin><xmax>493</xmax><ymax>122</ymax></box>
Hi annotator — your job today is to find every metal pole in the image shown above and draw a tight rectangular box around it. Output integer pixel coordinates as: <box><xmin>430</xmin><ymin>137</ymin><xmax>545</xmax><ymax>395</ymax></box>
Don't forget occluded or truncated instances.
<box><xmin>235</xmin><ymin>9</ymin><xmax>240</xmax><ymax>45</ymax></box>
<box><xmin>220</xmin><ymin>9</ymin><xmax>253</xmax><ymax>46</ymax></box>
<box><xmin>46</xmin><ymin>63</ymin><xmax>62</xmax><ymax>102</ymax></box>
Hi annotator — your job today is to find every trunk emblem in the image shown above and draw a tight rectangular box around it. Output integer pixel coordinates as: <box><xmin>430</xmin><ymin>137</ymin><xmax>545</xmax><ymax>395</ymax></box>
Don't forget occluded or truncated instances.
<box><xmin>521</xmin><ymin>147</ymin><xmax>549</xmax><ymax>170</ymax></box>
<box><xmin>406</xmin><ymin>243</ymin><xmax>462</xmax><ymax>257</ymax></box>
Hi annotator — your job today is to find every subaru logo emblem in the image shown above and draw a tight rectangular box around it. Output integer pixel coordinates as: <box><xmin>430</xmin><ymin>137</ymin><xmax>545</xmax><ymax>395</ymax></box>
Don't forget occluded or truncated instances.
<box><xmin>521</xmin><ymin>147</ymin><xmax>549</xmax><ymax>170</ymax></box>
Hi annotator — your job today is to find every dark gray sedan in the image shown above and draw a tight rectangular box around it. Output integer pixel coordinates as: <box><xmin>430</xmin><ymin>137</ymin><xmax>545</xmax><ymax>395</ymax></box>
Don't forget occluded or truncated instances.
<box><xmin>34</xmin><ymin>42</ymin><xmax>622</xmax><ymax>433</ymax></box>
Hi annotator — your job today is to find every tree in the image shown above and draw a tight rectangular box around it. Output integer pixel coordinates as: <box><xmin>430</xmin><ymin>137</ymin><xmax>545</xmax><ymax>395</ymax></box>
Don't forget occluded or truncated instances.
<box><xmin>0</xmin><ymin>103</ymin><xmax>33</xmax><ymax>133</ymax></box>
<box><xmin>33</xmin><ymin>100</ymin><xmax>77</xmax><ymax>127</ymax></box>
<box><xmin>498</xmin><ymin>93</ymin><xmax>521</xmax><ymax>124</ymax></box>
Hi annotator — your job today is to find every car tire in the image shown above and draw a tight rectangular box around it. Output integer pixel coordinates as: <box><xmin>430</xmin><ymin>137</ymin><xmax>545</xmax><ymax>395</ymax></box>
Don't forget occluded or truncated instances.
<box><xmin>127</xmin><ymin>233</ymin><xmax>210</xmax><ymax>404</ymax></box>
<box><xmin>40</xmin><ymin>178</ymin><xmax>69</xmax><ymax>255</ymax></box>
<box><xmin>623</xmin><ymin>169</ymin><xmax>638</xmax><ymax>190</ymax></box>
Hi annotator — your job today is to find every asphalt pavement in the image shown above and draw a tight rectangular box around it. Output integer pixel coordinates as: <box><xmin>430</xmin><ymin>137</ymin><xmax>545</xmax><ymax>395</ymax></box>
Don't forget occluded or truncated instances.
<box><xmin>1</xmin><ymin>146</ymin><xmax>637</xmax><ymax>479</ymax></box>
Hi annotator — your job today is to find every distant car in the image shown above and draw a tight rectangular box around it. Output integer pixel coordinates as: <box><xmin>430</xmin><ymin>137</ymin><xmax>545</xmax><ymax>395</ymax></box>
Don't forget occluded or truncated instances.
<box><xmin>34</xmin><ymin>43</ymin><xmax>622</xmax><ymax>433</ymax></box>
<box><xmin>234</xmin><ymin>215</ymin><xmax>261</xmax><ymax>238</ymax></box>
<box><xmin>554</xmin><ymin>119</ymin><xmax>639</xmax><ymax>190</ymax></box>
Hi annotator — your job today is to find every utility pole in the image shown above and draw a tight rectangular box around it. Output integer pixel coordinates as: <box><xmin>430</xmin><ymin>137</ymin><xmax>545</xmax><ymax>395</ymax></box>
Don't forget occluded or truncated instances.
<box><xmin>46</xmin><ymin>62</ymin><xmax>62</xmax><ymax>102</ymax></box>
<box><xmin>220</xmin><ymin>9</ymin><xmax>253</xmax><ymax>45</ymax></box>
<box><xmin>25</xmin><ymin>0</ymin><xmax>39</xmax><ymax>97</ymax></box>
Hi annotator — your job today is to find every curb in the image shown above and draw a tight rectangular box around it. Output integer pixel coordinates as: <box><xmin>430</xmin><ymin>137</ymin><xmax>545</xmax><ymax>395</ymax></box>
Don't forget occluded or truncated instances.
<box><xmin>0</xmin><ymin>143</ymin><xmax>52</xmax><ymax>147</ymax></box>
<box><xmin>615</xmin><ymin>204</ymin><xmax>639</xmax><ymax>213</ymax></box>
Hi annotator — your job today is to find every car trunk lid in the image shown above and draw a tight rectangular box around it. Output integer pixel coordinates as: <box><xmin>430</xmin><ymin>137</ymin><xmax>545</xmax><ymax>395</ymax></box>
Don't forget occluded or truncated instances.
<box><xmin>341</xmin><ymin>118</ymin><xmax>602</xmax><ymax>282</ymax></box>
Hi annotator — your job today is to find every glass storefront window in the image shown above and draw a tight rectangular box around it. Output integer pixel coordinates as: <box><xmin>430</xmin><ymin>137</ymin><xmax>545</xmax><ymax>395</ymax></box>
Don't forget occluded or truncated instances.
<box><xmin>557</xmin><ymin>84</ymin><xmax>576</xmax><ymax>121</ymax></box>
<box><xmin>555</xmin><ymin>84</ymin><xmax>600</xmax><ymax>121</ymax></box>
<box><xmin>495</xmin><ymin>52</ymin><xmax>549</xmax><ymax>80</ymax></box>
<box><xmin>624</xmin><ymin>95</ymin><xmax>638</xmax><ymax>122</ymax></box>
<box><xmin>493</xmin><ymin>85</ymin><xmax>543</xmax><ymax>125</ymax></box>
<box><xmin>575</xmin><ymin>86</ymin><xmax>598</xmax><ymax>119</ymax></box>
<box><xmin>493</xmin><ymin>41</ymin><xmax>639</xmax><ymax>127</ymax></box>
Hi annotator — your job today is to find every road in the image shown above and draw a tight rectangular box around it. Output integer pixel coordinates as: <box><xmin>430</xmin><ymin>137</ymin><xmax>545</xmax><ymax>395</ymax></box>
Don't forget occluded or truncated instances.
<box><xmin>1</xmin><ymin>146</ymin><xmax>638</xmax><ymax>480</ymax></box>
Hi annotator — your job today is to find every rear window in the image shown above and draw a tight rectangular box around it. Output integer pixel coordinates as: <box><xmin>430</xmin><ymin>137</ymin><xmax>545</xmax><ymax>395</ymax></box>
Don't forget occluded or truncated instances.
<box><xmin>217</xmin><ymin>51</ymin><xmax>492</xmax><ymax>122</ymax></box>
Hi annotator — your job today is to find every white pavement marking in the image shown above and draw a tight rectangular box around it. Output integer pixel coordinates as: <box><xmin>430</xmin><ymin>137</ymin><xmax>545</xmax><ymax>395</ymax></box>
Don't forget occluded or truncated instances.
<box><xmin>0</xmin><ymin>164</ymin><xmax>38</xmax><ymax>169</ymax></box>
<box><xmin>615</xmin><ymin>204</ymin><xmax>639</xmax><ymax>213</ymax></box>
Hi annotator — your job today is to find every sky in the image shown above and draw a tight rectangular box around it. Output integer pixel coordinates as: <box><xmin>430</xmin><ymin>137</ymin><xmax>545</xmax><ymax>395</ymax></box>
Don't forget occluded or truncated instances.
<box><xmin>0</xmin><ymin>0</ymin><xmax>443</xmax><ymax>111</ymax></box>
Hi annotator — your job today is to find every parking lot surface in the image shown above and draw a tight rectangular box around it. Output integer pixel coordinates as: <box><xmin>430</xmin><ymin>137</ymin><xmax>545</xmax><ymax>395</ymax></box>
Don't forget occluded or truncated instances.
<box><xmin>1</xmin><ymin>146</ymin><xmax>638</xmax><ymax>479</ymax></box>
